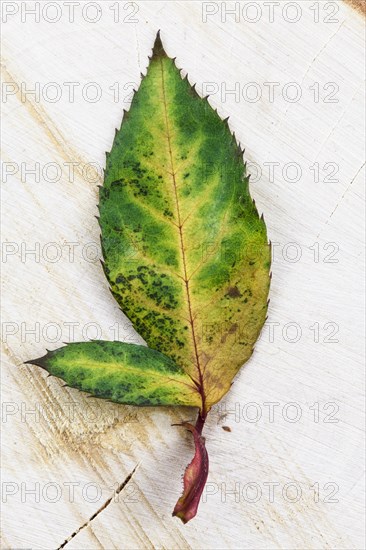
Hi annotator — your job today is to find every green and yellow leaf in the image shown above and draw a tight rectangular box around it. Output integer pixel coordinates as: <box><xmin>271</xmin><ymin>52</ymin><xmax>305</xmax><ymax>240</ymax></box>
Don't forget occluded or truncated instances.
<box><xmin>26</xmin><ymin>32</ymin><xmax>272</xmax><ymax>523</ymax></box>
<box><xmin>26</xmin><ymin>341</ymin><xmax>201</xmax><ymax>407</ymax></box>
<box><xmin>100</xmin><ymin>32</ymin><xmax>271</xmax><ymax>413</ymax></box>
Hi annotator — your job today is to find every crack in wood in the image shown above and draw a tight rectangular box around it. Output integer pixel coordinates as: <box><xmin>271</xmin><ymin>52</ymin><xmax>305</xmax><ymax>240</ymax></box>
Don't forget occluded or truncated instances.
<box><xmin>316</xmin><ymin>160</ymin><xmax>365</xmax><ymax>238</ymax></box>
<box><xmin>56</xmin><ymin>463</ymin><xmax>140</xmax><ymax>549</ymax></box>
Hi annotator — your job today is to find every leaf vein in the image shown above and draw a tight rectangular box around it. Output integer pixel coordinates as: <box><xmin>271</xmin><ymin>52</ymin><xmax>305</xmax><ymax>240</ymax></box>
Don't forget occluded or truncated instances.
<box><xmin>159</xmin><ymin>57</ymin><xmax>206</xmax><ymax>414</ymax></box>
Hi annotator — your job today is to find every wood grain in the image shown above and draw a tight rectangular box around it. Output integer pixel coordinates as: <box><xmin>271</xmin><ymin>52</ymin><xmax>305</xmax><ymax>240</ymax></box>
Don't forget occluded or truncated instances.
<box><xmin>2</xmin><ymin>1</ymin><xmax>365</xmax><ymax>548</ymax></box>
<box><xmin>344</xmin><ymin>0</ymin><xmax>366</xmax><ymax>16</ymax></box>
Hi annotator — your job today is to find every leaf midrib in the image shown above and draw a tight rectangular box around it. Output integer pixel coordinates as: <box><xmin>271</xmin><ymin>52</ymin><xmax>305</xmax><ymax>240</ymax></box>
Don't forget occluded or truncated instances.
<box><xmin>58</xmin><ymin>358</ymin><xmax>196</xmax><ymax>392</ymax></box>
<box><xmin>158</xmin><ymin>57</ymin><xmax>205</xmax><ymax>412</ymax></box>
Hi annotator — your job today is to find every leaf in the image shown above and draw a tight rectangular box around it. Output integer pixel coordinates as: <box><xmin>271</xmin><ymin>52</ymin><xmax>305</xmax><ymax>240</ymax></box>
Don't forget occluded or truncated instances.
<box><xmin>26</xmin><ymin>341</ymin><xmax>201</xmax><ymax>407</ymax></box>
<box><xmin>26</xmin><ymin>31</ymin><xmax>271</xmax><ymax>524</ymax></box>
<box><xmin>172</xmin><ymin>423</ymin><xmax>209</xmax><ymax>524</ymax></box>
<box><xmin>100</xmin><ymin>31</ymin><xmax>271</xmax><ymax>415</ymax></box>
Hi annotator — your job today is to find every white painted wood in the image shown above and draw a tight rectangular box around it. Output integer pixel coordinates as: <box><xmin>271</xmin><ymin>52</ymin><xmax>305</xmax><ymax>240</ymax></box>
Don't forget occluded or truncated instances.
<box><xmin>1</xmin><ymin>1</ymin><xmax>365</xmax><ymax>548</ymax></box>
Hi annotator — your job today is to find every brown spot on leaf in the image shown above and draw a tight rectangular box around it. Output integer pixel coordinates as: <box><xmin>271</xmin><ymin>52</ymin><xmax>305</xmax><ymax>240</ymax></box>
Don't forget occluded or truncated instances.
<box><xmin>226</xmin><ymin>286</ymin><xmax>242</xmax><ymax>298</ymax></box>
<box><xmin>221</xmin><ymin>323</ymin><xmax>238</xmax><ymax>343</ymax></box>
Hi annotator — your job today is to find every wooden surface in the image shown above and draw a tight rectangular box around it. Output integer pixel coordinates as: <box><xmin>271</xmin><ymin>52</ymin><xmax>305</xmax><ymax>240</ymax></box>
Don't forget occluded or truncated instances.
<box><xmin>344</xmin><ymin>0</ymin><xmax>366</xmax><ymax>16</ymax></box>
<box><xmin>1</xmin><ymin>1</ymin><xmax>365</xmax><ymax>549</ymax></box>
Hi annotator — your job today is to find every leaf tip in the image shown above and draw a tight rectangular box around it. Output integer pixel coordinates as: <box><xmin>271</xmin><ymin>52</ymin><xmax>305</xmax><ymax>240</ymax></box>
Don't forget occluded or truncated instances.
<box><xmin>151</xmin><ymin>30</ymin><xmax>167</xmax><ymax>59</ymax></box>
<box><xmin>24</xmin><ymin>352</ymin><xmax>50</xmax><ymax>371</ymax></box>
